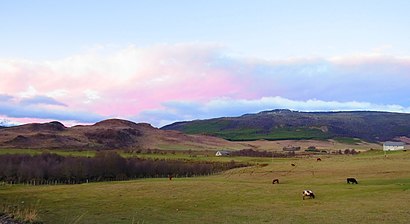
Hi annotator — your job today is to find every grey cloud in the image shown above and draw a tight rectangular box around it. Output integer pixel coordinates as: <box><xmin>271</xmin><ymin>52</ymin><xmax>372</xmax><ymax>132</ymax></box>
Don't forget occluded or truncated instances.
<box><xmin>20</xmin><ymin>95</ymin><xmax>67</xmax><ymax>106</ymax></box>
<box><xmin>0</xmin><ymin>101</ymin><xmax>105</xmax><ymax>123</ymax></box>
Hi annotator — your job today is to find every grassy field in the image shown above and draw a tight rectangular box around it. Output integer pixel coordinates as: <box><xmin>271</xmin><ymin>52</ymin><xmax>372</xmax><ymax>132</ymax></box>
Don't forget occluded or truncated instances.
<box><xmin>0</xmin><ymin>148</ymin><xmax>97</xmax><ymax>157</ymax></box>
<box><xmin>183</xmin><ymin>125</ymin><xmax>330</xmax><ymax>141</ymax></box>
<box><xmin>0</xmin><ymin>137</ymin><xmax>382</xmax><ymax>158</ymax></box>
<box><xmin>1</xmin><ymin>150</ymin><xmax>410</xmax><ymax>223</ymax></box>
<box><xmin>334</xmin><ymin>137</ymin><xmax>363</xmax><ymax>144</ymax></box>
<box><xmin>0</xmin><ymin>148</ymin><xmax>274</xmax><ymax>164</ymax></box>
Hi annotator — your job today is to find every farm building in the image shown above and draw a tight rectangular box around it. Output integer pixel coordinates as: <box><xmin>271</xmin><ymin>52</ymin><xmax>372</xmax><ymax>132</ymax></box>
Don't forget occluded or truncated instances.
<box><xmin>383</xmin><ymin>141</ymin><xmax>405</xmax><ymax>151</ymax></box>
<box><xmin>215</xmin><ymin>150</ymin><xmax>231</xmax><ymax>156</ymax></box>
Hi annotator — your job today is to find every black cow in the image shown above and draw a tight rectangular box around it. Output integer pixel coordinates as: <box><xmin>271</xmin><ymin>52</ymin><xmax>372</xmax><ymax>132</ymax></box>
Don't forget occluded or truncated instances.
<box><xmin>346</xmin><ymin>178</ymin><xmax>358</xmax><ymax>184</ymax></box>
<box><xmin>272</xmin><ymin>179</ymin><xmax>279</xmax><ymax>184</ymax></box>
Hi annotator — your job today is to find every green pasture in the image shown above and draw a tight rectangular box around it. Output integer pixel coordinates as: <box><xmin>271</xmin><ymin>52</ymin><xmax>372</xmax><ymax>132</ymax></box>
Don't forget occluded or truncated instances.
<box><xmin>182</xmin><ymin>125</ymin><xmax>330</xmax><ymax>141</ymax></box>
<box><xmin>1</xmin><ymin>150</ymin><xmax>410</xmax><ymax>223</ymax></box>
<box><xmin>0</xmin><ymin>148</ymin><xmax>97</xmax><ymax>157</ymax></box>
<box><xmin>334</xmin><ymin>137</ymin><xmax>363</xmax><ymax>144</ymax></box>
<box><xmin>222</xmin><ymin>127</ymin><xmax>329</xmax><ymax>141</ymax></box>
<box><xmin>0</xmin><ymin>148</ymin><xmax>275</xmax><ymax>164</ymax></box>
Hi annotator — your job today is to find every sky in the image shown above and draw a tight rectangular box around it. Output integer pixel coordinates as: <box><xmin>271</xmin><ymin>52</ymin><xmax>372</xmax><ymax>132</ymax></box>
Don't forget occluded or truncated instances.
<box><xmin>1</xmin><ymin>0</ymin><xmax>410</xmax><ymax>127</ymax></box>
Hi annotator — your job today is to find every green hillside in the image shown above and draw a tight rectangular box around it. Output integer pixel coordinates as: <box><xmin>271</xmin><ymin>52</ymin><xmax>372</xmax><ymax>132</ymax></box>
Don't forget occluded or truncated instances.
<box><xmin>162</xmin><ymin>110</ymin><xmax>410</xmax><ymax>142</ymax></box>
<box><xmin>184</xmin><ymin>126</ymin><xmax>329</xmax><ymax>141</ymax></box>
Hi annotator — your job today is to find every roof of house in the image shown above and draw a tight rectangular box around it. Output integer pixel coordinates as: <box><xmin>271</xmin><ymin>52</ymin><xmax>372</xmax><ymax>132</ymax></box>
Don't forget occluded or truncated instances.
<box><xmin>383</xmin><ymin>141</ymin><xmax>405</xmax><ymax>146</ymax></box>
<box><xmin>216</xmin><ymin>150</ymin><xmax>230</xmax><ymax>154</ymax></box>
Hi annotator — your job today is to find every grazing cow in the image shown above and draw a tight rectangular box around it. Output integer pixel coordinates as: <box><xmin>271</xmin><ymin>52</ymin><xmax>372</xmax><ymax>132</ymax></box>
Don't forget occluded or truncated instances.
<box><xmin>272</xmin><ymin>179</ymin><xmax>279</xmax><ymax>184</ymax></box>
<box><xmin>346</xmin><ymin>178</ymin><xmax>358</xmax><ymax>184</ymax></box>
<box><xmin>302</xmin><ymin>190</ymin><xmax>315</xmax><ymax>200</ymax></box>
<box><xmin>168</xmin><ymin>174</ymin><xmax>173</xmax><ymax>181</ymax></box>
<box><xmin>291</xmin><ymin>163</ymin><xmax>296</xmax><ymax>167</ymax></box>
<box><xmin>317</xmin><ymin>158</ymin><xmax>322</xmax><ymax>161</ymax></box>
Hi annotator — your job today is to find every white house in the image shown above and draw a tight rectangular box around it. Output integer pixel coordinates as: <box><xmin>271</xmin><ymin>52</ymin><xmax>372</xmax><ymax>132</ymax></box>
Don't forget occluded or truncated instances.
<box><xmin>383</xmin><ymin>141</ymin><xmax>405</xmax><ymax>151</ymax></box>
<box><xmin>215</xmin><ymin>150</ymin><xmax>230</xmax><ymax>156</ymax></box>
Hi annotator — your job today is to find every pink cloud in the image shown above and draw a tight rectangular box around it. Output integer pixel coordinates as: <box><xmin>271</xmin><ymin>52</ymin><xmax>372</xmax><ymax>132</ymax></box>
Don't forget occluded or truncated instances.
<box><xmin>0</xmin><ymin>44</ymin><xmax>250</xmax><ymax>121</ymax></box>
<box><xmin>1</xmin><ymin>43</ymin><xmax>410</xmax><ymax>126</ymax></box>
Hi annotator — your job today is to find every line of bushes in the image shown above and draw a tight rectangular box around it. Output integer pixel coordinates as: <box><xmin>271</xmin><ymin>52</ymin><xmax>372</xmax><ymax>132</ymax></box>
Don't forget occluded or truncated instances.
<box><xmin>0</xmin><ymin>152</ymin><xmax>247</xmax><ymax>185</ymax></box>
<box><xmin>230</xmin><ymin>148</ymin><xmax>296</xmax><ymax>157</ymax></box>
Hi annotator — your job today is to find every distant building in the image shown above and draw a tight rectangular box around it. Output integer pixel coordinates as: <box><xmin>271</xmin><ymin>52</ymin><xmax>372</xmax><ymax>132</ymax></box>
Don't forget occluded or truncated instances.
<box><xmin>383</xmin><ymin>141</ymin><xmax>405</xmax><ymax>151</ymax></box>
<box><xmin>215</xmin><ymin>150</ymin><xmax>231</xmax><ymax>156</ymax></box>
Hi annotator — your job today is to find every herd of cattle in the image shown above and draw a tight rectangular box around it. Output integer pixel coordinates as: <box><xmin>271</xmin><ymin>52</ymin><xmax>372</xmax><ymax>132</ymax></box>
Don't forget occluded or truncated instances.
<box><xmin>271</xmin><ymin>158</ymin><xmax>359</xmax><ymax>200</ymax></box>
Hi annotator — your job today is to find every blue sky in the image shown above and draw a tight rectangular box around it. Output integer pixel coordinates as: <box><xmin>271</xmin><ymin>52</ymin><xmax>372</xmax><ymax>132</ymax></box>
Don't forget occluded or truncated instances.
<box><xmin>1</xmin><ymin>0</ymin><xmax>410</xmax><ymax>126</ymax></box>
<box><xmin>3</xmin><ymin>0</ymin><xmax>410</xmax><ymax>59</ymax></box>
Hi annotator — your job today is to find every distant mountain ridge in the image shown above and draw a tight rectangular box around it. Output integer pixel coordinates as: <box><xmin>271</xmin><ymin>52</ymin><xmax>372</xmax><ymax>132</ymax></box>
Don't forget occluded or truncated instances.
<box><xmin>0</xmin><ymin>119</ymin><xmax>244</xmax><ymax>150</ymax></box>
<box><xmin>2</xmin><ymin>110</ymin><xmax>410</xmax><ymax>150</ymax></box>
<box><xmin>161</xmin><ymin>110</ymin><xmax>410</xmax><ymax>142</ymax></box>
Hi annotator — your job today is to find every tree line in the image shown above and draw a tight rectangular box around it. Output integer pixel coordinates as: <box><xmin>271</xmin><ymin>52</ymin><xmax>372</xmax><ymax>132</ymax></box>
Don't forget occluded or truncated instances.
<box><xmin>229</xmin><ymin>148</ymin><xmax>359</xmax><ymax>157</ymax></box>
<box><xmin>0</xmin><ymin>152</ymin><xmax>246</xmax><ymax>185</ymax></box>
<box><xmin>230</xmin><ymin>148</ymin><xmax>296</xmax><ymax>157</ymax></box>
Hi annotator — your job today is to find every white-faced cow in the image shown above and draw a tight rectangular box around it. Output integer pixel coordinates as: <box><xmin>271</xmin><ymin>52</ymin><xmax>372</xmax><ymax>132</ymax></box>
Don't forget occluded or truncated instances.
<box><xmin>272</xmin><ymin>179</ymin><xmax>279</xmax><ymax>184</ymax></box>
<box><xmin>302</xmin><ymin>190</ymin><xmax>315</xmax><ymax>200</ymax></box>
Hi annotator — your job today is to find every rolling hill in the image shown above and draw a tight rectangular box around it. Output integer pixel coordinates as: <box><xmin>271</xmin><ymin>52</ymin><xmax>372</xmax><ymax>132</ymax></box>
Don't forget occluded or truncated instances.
<box><xmin>2</xmin><ymin>110</ymin><xmax>408</xmax><ymax>151</ymax></box>
<box><xmin>0</xmin><ymin>119</ymin><xmax>246</xmax><ymax>150</ymax></box>
<box><xmin>161</xmin><ymin>109</ymin><xmax>410</xmax><ymax>142</ymax></box>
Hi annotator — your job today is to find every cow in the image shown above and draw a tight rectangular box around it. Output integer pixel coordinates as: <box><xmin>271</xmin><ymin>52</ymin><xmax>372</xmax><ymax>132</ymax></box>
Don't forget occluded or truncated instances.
<box><xmin>168</xmin><ymin>174</ymin><xmax>173</xmax><ymax>181</ymax></box>
<box><xmin>291</xmin><ymin>163</ymin><xmax>296</xmax><ymax>167</ymax></box>
<box><xmin>346</xmin><ymin>178</ymin><xmax>358</xmax><ymax>184</ymax></box>
<box><xmin>302</xmin><ymin>190</ymin><xmax>315</xmax><ymax>200</ymax></box>
<box><xmin>317</xmin><ymin>158</ymin><xmax>322</xmax><ymax>161</ymax></box>
<box><xmin>272</xmin><ymin>179</ymin><xmax>279</xmax><ymax>184</ymax></box>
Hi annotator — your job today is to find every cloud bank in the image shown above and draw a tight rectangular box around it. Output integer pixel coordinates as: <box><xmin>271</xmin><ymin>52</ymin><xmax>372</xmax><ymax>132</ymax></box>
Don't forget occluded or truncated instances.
<box><xmin>1</xmin><ymin>43</ymin><xmax>409</xmax><ymax>126</ymax></box>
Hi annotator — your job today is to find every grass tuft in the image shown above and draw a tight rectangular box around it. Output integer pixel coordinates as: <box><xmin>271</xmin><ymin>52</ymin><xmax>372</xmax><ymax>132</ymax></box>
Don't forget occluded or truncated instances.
<box><xmin>0</xmin><ymin>201</ymin><xmax>41</xmax><ymax>223</ymax></box>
